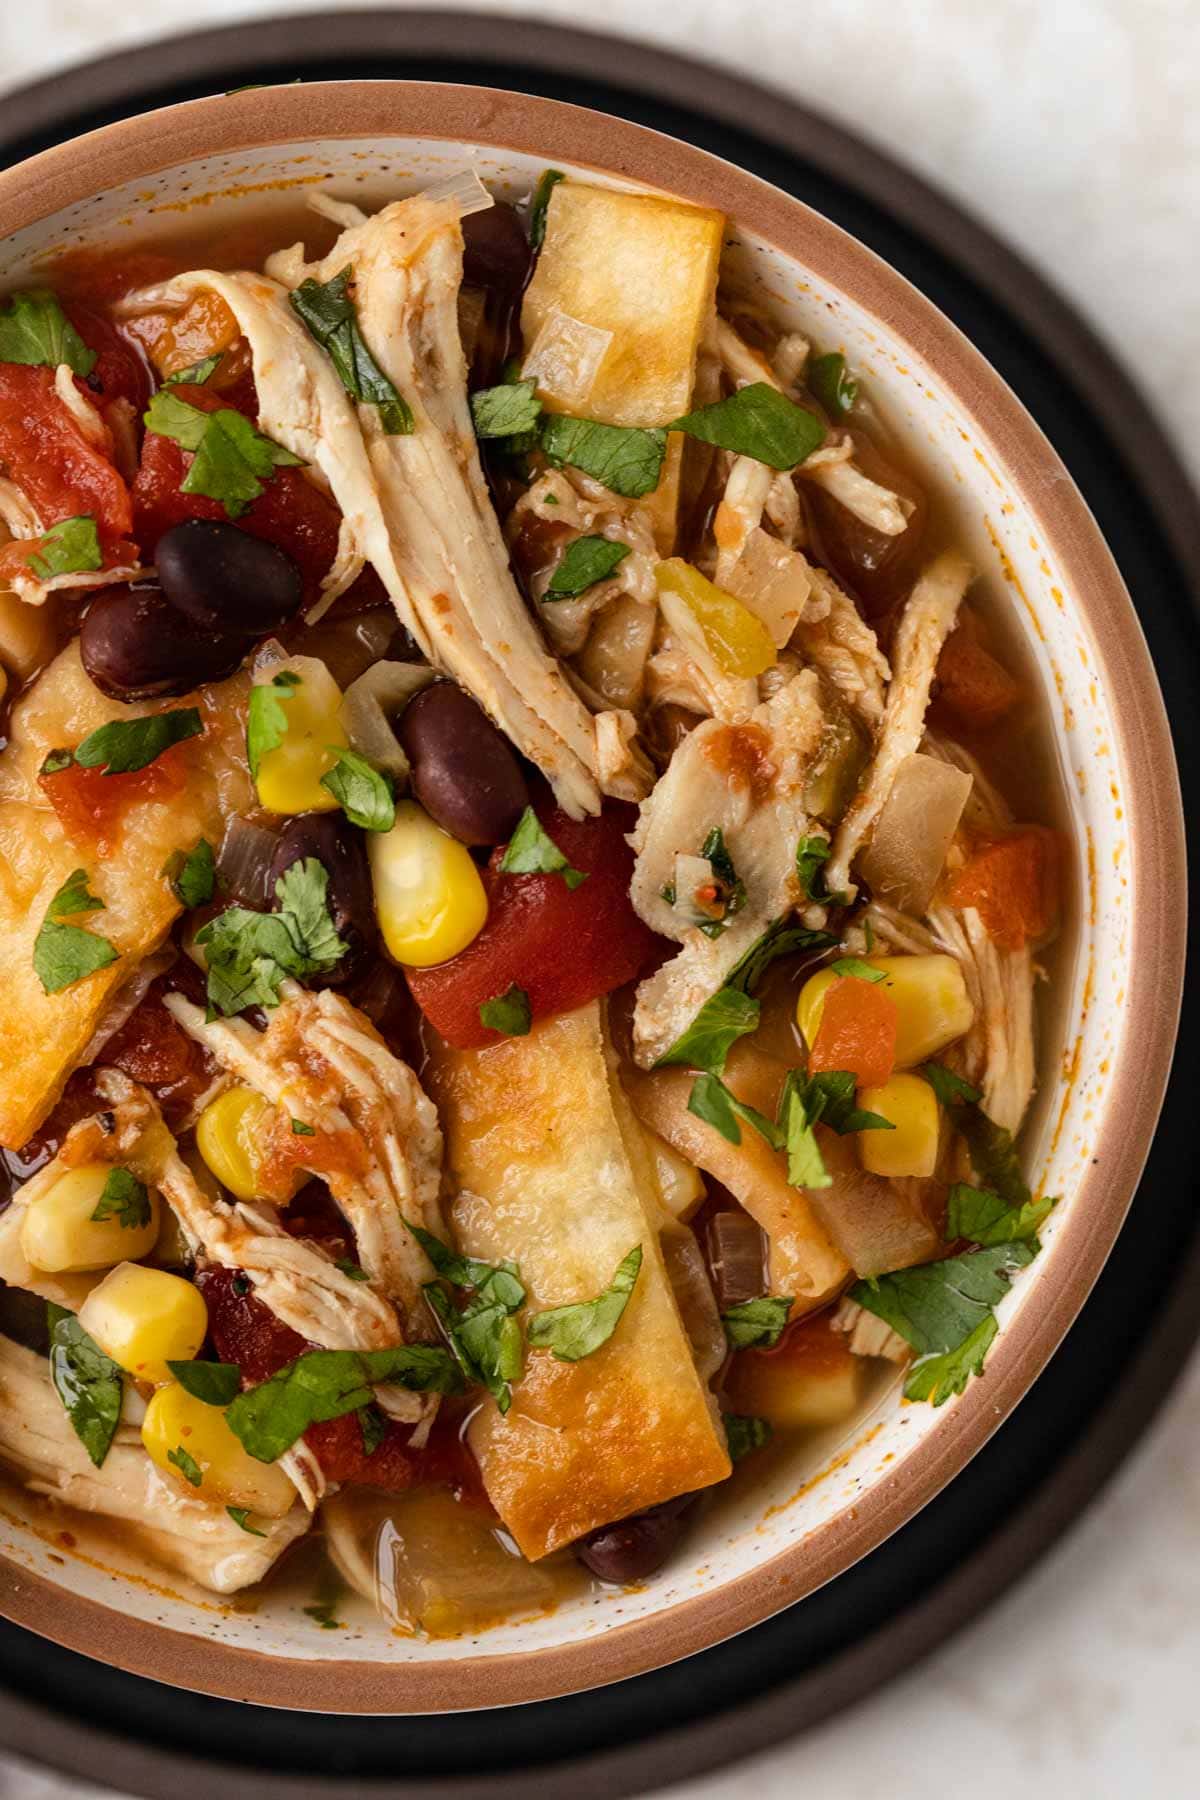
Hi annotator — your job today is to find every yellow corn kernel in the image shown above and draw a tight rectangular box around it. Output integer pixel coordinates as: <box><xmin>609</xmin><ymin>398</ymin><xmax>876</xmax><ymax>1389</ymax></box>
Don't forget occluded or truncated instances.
<box><xmin>253</xmin><ymin>657</ymin><xmax>347</xmax><ymax>816</ymax></box>
<box><xmin>142</xmin><ymin>1381</ymin><xmax>296</xmax><ymax>1515</ymax></box>
<box><xmin>78</xmin><ymin>1262</ymin><xmax>208</xmax><ymax>1385</ymax></box>
<box><xmin>368</xmin><ymin>799</ymin><xmax>488</xmax><ymax>967</ymax></box>
<box><xmin>647</xmin><ymin>1129</ymin><xmax>706</xmax><ymax>1220</ymax></box>
<box><xmin>858</xmin><ymin>1072</ymin><xmax>941</xmax><ymax>1178</ymax></box>
<box><xmin>655</xmin><ymin>558</ymin><xmax>777</xmax><ymax>678</ymax></box>
<box><xmin>196</xmin><ymin>1087</ymin><xmax>271</xmax><ymax>1202</ymax></box>
<box><xmin>797</xmin><ymin>954</ymin><xmax>974</xmax><ymax>1069</ymax></box>
<box><xmin>20</xmin><ymin>1165</ymin><xmax>160</xmax><ymax>1274</ymax></box>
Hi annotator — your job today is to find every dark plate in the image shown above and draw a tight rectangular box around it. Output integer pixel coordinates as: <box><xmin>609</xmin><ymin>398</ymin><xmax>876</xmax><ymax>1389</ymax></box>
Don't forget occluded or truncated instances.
<box><xmin>1</xmin><ymin>14</ymin><xmax>1197</xmax><ymax>1798</ymax></box>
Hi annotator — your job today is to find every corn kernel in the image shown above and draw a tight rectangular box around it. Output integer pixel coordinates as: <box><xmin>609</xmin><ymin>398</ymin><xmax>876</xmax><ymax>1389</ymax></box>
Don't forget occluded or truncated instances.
<box><xmin>368</xmin><ymin>799</ymin><xmax>488</xmax><ymax>967</ymax></box>
<box><xmin>79</xmin><ymin>1263</ymin><xmax>208</xmax><ymax>1385</ymax></box>
<box><xmin>797</xmin><ymin>954</ymin><xmax>974</xmax><ymax>1069</ymax></box>
<box><xmin>196</xmin><ymin>1087</ymin><xmax>271</xmax><ymax>1201</ymax></box>
<box><xmin>655</xmin><ymin>558</ymin><xmax>777</xmax><ymax>678</ymax></box>
<box><xmin>20</xmin><ymin>1164</ymin><xmax>160</xmax><ymax>1274</ymax></box>
<box><xmin>253</xmin><ymin>657</ymin><xmax>347</xmax><ymax>816</ymax></box>
<box><xmin>858</xmin><ymin>1072</ymin><xmax>941</xmax><ymax>1178</ymax></box>
<box><xmin>142</xmin><ymin>1381</ymin><xmax>296</xmax><ymax>1515</ymax></box>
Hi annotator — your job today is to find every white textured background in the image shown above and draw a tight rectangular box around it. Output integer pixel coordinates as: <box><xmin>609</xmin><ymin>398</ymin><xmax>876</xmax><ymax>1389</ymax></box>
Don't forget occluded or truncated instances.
<box><xmin>0</xmin><ymin>2</ymin><xmax>1197</xmax><ymax>1796</ymax></box>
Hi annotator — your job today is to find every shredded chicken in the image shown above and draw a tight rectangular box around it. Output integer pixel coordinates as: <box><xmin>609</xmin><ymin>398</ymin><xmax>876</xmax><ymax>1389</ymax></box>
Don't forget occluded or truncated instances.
<box><xmin>791</xmin><ymin>562</ymin><xmax>890</xmax><ymax>726</ymax></box>
<box><xmin>0</xmin><ymin>1336</ymin><xmax>309</xmax><ymax>1594</ymax></box>
<box><xmin>832</xmin><ymin>1295</ymin><xmax>910</xmax><ymax>1363</ymax></box>
<box><xmin>800</xmin><ymin>435</ymin><xmax>914</xmax><ymax>536</ymax></box>
<box><xmin>825</xmin><ymin>550</ymin><xmax>972</xmax><ymax>897</ymax></box>
<box><xmin>163</xmin><ymin>986</ymin><xmax>443</xmax><ymax>1333</ymax></box>
<box><xmin>262</xmin><ymin>189</ymin><xmax>620</xmax><ymax>817</ymax></box>
<box><xmin>629</xmin><ymin>670</ymin><xmax>827</xmax><ymax>1066</ymax></box>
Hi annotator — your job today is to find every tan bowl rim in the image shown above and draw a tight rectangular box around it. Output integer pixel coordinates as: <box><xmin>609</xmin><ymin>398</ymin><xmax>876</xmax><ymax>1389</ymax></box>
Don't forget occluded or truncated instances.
<box><xmin>0</xmin><ymin>79</ymin><xmax>1185</xmax><ymax>1713</ymax></box>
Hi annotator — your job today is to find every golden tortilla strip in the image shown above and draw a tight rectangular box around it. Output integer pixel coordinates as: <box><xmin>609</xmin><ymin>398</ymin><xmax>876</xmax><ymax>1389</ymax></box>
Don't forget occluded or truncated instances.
<box><xmin>0</xmin><ymin>643</ymin><xmax>251</xmax><ymax>1149</ymax></box>
<box><xmin>426</xmin><ymin>1002</ymin><xmax>730</xmax><ymax>1559</ymax></box>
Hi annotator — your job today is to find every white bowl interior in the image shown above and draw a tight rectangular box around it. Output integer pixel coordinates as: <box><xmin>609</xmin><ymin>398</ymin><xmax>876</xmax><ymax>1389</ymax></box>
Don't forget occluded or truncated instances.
<box><xmin>0</xmin><ymin>131</ymin><xmax>1131</xmax><ymax>1673</ymax></box>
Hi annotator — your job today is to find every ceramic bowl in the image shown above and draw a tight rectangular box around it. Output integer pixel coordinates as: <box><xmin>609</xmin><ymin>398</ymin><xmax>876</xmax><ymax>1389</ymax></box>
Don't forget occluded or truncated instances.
<box><xmin>0</xmin><ymin>82</ymin><xmax>1183</xmax><ymax>1712</ymax></box>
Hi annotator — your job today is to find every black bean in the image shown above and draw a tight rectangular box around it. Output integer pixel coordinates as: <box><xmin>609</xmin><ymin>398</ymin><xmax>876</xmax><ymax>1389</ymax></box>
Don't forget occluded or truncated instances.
<box><xmin>399</xmin><ymin>682</ymin><xmax>530</xmax><ymax>847</ymax></box>
<box><xmin>267</xmin><ymin>811</ymin><xmax>378</xmax><ymax>988</ymax></box>
<box><xmin>156</xmin><ymin>520</ymin><xmax>303</xmax><ymax>636</ymax></box>
<box><xmin>461</xmin><ymin>202</ymin><xmax>532</xmax><ymax>291</ymax></box>
<box><xmin>575</xmin><ymin>1494</ymin><xmax>695</xmax><ymax>1585</ymax></box>
<box><xmin>80</xmin><ymin>583</ymin><xmax>246</xmax><ymax>701</ymax></box>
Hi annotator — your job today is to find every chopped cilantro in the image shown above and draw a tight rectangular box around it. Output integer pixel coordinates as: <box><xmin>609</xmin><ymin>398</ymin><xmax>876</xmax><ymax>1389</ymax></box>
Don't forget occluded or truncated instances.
<box><xmin>28</xmin><ymin>515</ymin><xmax>102</xmax><ymax>581</ymax></box>
<box><xmin>543</xmin><ymin>534</ymin><xmax>631</xmax><ymax>600</ymax></box>
<box><xmin>721</xmin><ymin>1295</ymin><xmax>793</xmax><ymax>1350</ymax></box>
<box><xmin>89</xmin><ymin>1167</ymin><xmax>151</xmax><ymax>1230</ymax></box>
<box><xmin>669</xmin><ymin>382</ymin><xmax>825</xmax><ymax>469</ymax></box>
<box><xmin>143</xmin><ymin>387</ymin><xmax>304</xmax><ymax>520</ymax></box>
<box><xmin>0</xmin><ymin>290</ymin><xmax>96</xmax><ymax>376</ymax></box>
<box><xmin>527</xmin><ymin>1245</ymin><xmax>642</xmax><ymax>1362</ymax></box>
<box><xmin>478</xmin><ymin>983</ymin><xmax>532</xmax><ymax>1037</ymax></box>
<box><xmin>289</xmin><ymin>267</ymin><xmax>412</xmax><ymax>434</ymax></box>
<box><xmin>74</xmin><ymin>707</ymin><xmax>202</xmax><ymax>776</ymax></box>
<box><xmin>498</xmin><ymin>807</ymin><xmax>587</xmax><ymax>888</ymax></box>
<box><xmin>320</xmin><ymin>746</ymin><xmax>395</xmax><ymax>832</ymax></box>
<box><xmin>32</xmin><ymin>868</ymin><xmax>118</xmax><ymax>995</ymax></box>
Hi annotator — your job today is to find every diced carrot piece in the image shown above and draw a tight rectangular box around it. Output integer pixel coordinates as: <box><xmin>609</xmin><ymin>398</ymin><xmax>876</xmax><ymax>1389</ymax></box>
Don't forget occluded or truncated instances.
<box><xmin>947</xmin><ymin>826</ymin><xmax>1059</xmax><ymax>950</ymax></box>
<box><xmin>935</xmin><ymin>624</ymin><xmax>1021</xmax><ymax>729</ymax></box>
<box><xmin>809</xmin><ymin>975</ymin><xmax>897</xmax><ymax>1087</ymax></box>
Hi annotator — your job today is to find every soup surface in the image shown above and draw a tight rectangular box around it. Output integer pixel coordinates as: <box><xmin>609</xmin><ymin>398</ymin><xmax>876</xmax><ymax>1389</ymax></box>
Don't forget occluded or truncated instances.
<box><xmin>0</xmin><ymin>167</ymin><xmax>1062</xmax><ymax>1633</ymax></box>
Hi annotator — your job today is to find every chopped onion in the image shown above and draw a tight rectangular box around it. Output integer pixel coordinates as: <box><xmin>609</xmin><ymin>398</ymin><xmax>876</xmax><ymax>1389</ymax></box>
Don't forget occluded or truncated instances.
<box><xmin>704</xmin><ymin>1208</ymin><xmax>767</xmax><ymax>1311</ymax></box>
<box><xmin>421</xmin><ymin>166</ymin><xmax>495</xmax><ymax>219</ymax></box>
<box><xmin>522</xmin><ymin>309</ymin><xmax>613</xmax><ymax>410</ymax></box>
<box><xmin>216</xmin><ymin>815</ymin><xmax>280</xmax><ymax>907</ymax></box>
<box><xmin>858</xmin><ymin>752</ymin><xmax>972</xmax><ymax>915</ymax></box>
<box><xmin>805</xmin><ymin>1130</ymin><xmax>941</xmax><ymax>1279</ymax></box>
<box><xmin>661</xmin><ymin>1220</ymin><xmax>726</xmax><ymax>1382</ymax></box>
<box><xmin>721</xmin><ymin>528</ymin><xmax>813</xmax><ymax>648</ymax></box>
<box><xmin>338</xmin><ymin>661</ymin><xmax>437</xmax><ymax>780</ymax></box>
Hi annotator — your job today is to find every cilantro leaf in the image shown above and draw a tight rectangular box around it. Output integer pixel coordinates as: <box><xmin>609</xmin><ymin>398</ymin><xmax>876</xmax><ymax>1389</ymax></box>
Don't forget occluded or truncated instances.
<box><xmin>527</xmin><ymin>1245</ymin><xmax>643</xmax><ymax>1362</ymax></box>
<box><xmin>0</xmin><ymin>290</ymin><xmax>96</xmax><ymax>376</ymax></box>
<box><xmin>225</xmin><ymin>1343</ymin><xmax>462</xmax><ymax>1463</ymax></box>
<box><xmin>808</xmin><ymin>351</ymin><xmax>858</xmax><ymax>417</ymax></box>
<box><xmin>529</xmin><ymin>168</ymin><xmax>565</xmax><ymax>248</ymax></box>
<box><xmin>33</xmin><ymin>868</ymin><xmax>118</xmax><ymax>995</ymax></box>
<box><xmin>723</xmin><ymin>1413</ymin><xmax>773</xmax><ymax>1462</ymax></box>
<box><xmin>320</xmin><ymin>746</ymin><xmax>395</xmax><ymax>832</ymax></box>
<box><xmin>334</xmin><ymin>1258</ymin><xmax>369</xmax><ymax>1282</ymax></box>
<box><xmin>947</xmin><ymin>1182</ymin><xmax>1055</xmax><ymax>1248</ymax></box>
<box><xmin>828</xmin><ymin>956</ymin><xmax>887</xmax><ymax>982</ymax></box>
<box><xmin>721</xmin><ymin>1295</ymin><xmax>793</xmax><ymax>1350</ymax></box>
<box><xmin>416</xmin><ymin>1224</ymin><xmax>526</xmax><ymax>1414</ymax></box>
<box><xmin>471</xmin><ymin>378</ymin><xmax>542</xmax><ymax>439</ymax></box>
<box><xmin>167</xmin><ymin>1360</ymin><xmax>241</xmax><ymax>1406</ymax></box>
<box><xmin>850</xmin><ymin>1242</ymin><xmax>1036</xmax><ymax>1405</ymax></box>
<box><xmin>90</xmin><ymin>1167</ymin><xmax>151</xmax><ymax>1230</ymax></box>
<box><xmin>777</xmin><ymin>1070</ymin><xmax>832</xmax><ymax>1189</ymax></box>
<box><xmin>691</xmin><ymin>825</ymin><xmax>747</xmax><ymax>938</ymax></box>
<box><xmin>725</xmin><ymin>919</ymin><xmax>838</xmax><ymax>993</ymax></box>
<box><xmin>144</xmin><ymin>388</ymin><xmax>304</xmax><ymax>520</ymax></box>
<box><xmin>289</xmin><ymin>268</ymin><xmax>413</xmax><ymax>434</ymax></box>
<box><xmin>539</xmin><ymin>414</ymin><xmax>667</xmax><ymax>498</ymax></box>
<box><xmin>40</xmin><ymin>749</ymin><xmax>73</xmax><ymax>776</ymax></box>
<box><xmin>544</xmin><ymin>535</ymin><xmax>631</xmax><ymax>600</ymax></box>
<box><xmin>478</xmin><ymin>983</ymin><xmax>532</xmax><ymax>1037</ymax></box>
<box><xmin>405</xmin><ymin>1221</ymin><xmax>526</xmax><ymax>1313</ymax></box>
<box><xmin>246</xmin><ymin>668</ymin><xmax>300</xmax><ymax>778</ymax></box>
<box><xmin>292</xmin><ymin>1119</ymin><xmax>316</xmax><ymax>1137</ymax></box>
<box><xmin>165</xmin><ymin>352</ymin><xmax>222</xmax><ymax>386</ymax></box>
<box><xmin>74</xmin><ymin>707</ymin><xmax>202</xmax><ymax>776</ymax></box>
<box><xmin>922</xmin><ymin>1064</ymin><xmax>1031</xmax><ymax>1209</ymax></box>
<box><xmin>795</xmin><ymin>834</ymin><xmax>846</xmax><ymax>906</ymax></box>
<box><xmin>167</xmin><ymin>1444</ymin><xmax>204</xmax><ymax>1488</ymax></box>
<box><xmin>498</xmin><ymin>806</ymin><xmax>588</xmax><ymax>888</ymax></box>
<box><xmin>358</xmin><ymin>1403</ymin><xmax>388</xmax><ymax>1457</ymax></box>
<box><xmin>226</xmin><ymin>1505</ymin><xmax>267</xmax><ymax>1536</ymax></box>
<box><xmin>163</xmin><ymin>838</ymin><xmax>216</xmax><ymax>908</ymax></box>
<box><xmin>196</xmin><ymin>856</ymin><xmax>348</xmax><ymax>1017</ymax></box>
<box><xmin>28</xmin><ymin>515</ymin><xmax>102</xmax><ymax>581</ymax></box>
<box><xmin>687</xmin><ymin>1072</ymin><xmax>783</xmax><ymax>1150</ymax></box>
<box><xmin>656</xmin><ymin>986</ymin><xmax>760</xmax><ymax>1075</ymax></box>
<box><xmin>46</xmin><ymin>1302</ymin><xmax>122</xmax><ymax>1468</ymax></box>
<box><xmin>669</xmin><ymin>382</ymin><xmax>825</xmax><ymax>469</ymax></box>
<box><xmin>921</xmin><ymin>1061</ymin><xmax>981</xmax><ymax>1106</ymax></box>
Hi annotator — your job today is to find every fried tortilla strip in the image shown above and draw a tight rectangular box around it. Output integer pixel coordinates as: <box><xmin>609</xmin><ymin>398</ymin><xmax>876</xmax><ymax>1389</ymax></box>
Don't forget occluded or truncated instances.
<box><xmin>0</xmin><ymin>643</ymin><xmax>252</xmax><ymax>1148</ymax></box>
<box><xmin>426</xmin><ymin>1002</ymin><xmax>730</xmax><ymax>1560</ymax></box>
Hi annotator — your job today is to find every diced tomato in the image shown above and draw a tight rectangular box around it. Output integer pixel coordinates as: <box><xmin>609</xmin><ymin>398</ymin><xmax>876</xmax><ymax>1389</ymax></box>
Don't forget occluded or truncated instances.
<box><xmin>809</xmin><ymin>975</ymin><xmax>898</xmax><ymax>1087</ymax></box>
<box><xmin>38</xmin><ymin>741</ymin><xmax>191</xmax><ymax>856</ymax></box>
<box><xmin>935</xmin><ymin>624</ymin><xmax>1021</xmax><ymax>730</ymax></box>
<box><xmin>101</xmin><ymin>978</ymin><xmax>218</xmax><ymax>1129</ymax></box>
<box><xmin>130</xmin><ymin>379</ymin><xmax>341</xmax><ymax>606</ymax></box>
<box><xmin>947</xmin><ymin>826</ymin><xmax>1059</xmax><ymax>951</ymax></box>
<box><xmin>406</xmin><ymin>800</ymin><xmax>666</xmax><ymax>1049</ymax></box>
<box><xmin>196</xmin><ymin>1265</ymin><xmax>487</xmax><ymax>1500</ymax></box>
<box><xmin>0</xmin><ymin>364</ymin><xmax>132</xmax><ymax>542</ymax></box>
<box><xmin>61</xmin><ymin>300</ymin><xmax>151</xmax><ymax>416</ymax></box>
